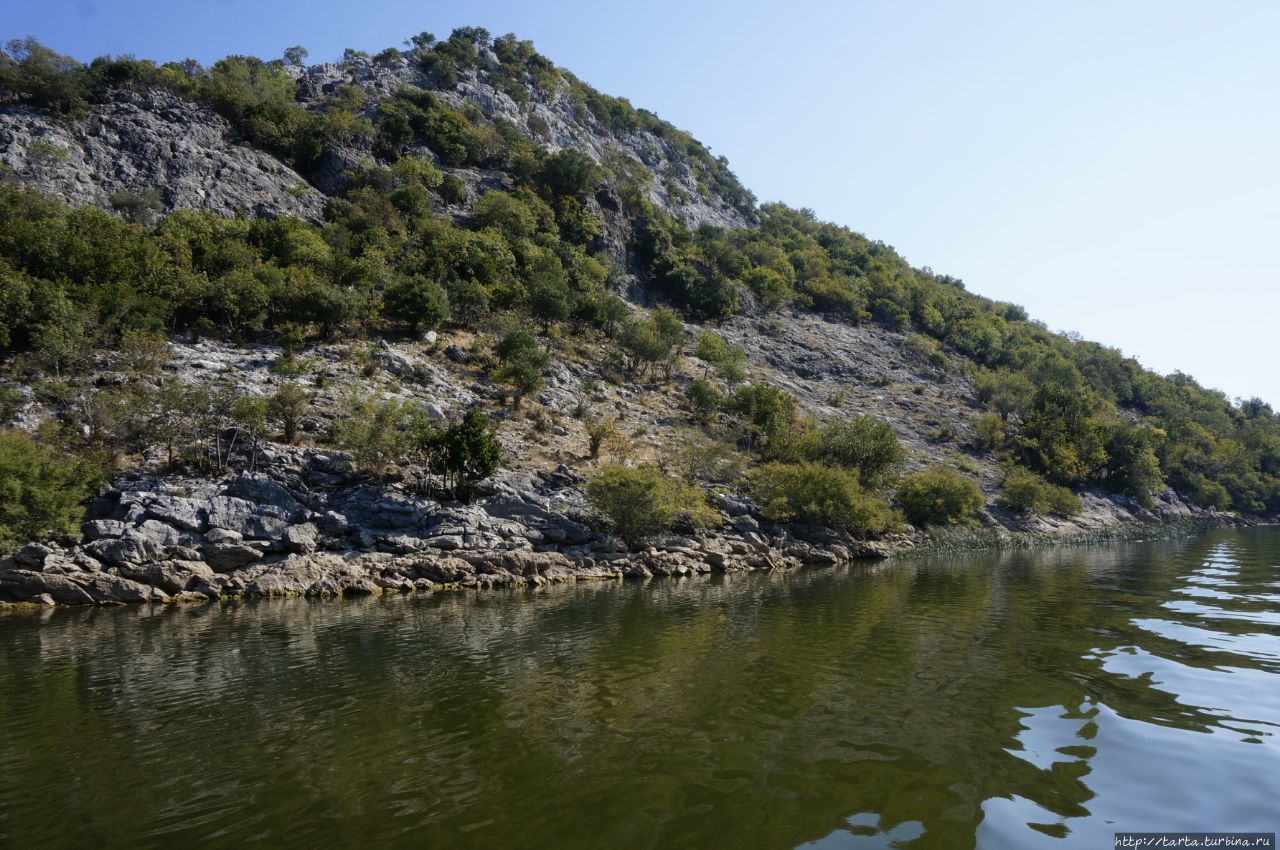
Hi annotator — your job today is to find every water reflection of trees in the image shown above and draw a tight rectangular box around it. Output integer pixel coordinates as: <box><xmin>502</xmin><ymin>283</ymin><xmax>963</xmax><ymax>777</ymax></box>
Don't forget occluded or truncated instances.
<box><xmin>0</xmin><ymin>530</ymin><xmax>1276</xmax><ymax>849</ymax></box>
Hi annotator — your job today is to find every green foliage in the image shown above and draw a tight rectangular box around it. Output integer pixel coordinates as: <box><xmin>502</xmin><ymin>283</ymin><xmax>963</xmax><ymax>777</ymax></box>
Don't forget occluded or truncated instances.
<box><xmin>694</xmin><ymin>330</ymin><xmax>746</xmax><ymax>383</ymax></box>
<box><xmin>792</xmin><ymin>416</ymin><xmax>906</xmax><ymax>489</ymax></box>
<box><xmin>586</xmin><ymin>464</ymin><xmax>718</xmax><ymax>547</ymax></box>
<box><xmin>725</xmin><ymin>383</ymin><xmax>797</xmax><ymax>452</ymax></box>
<box><xmin>269</xmin><ymin>383</ymin><xmax>308</xmax><ymax>444</ymax></box>
<box><xmin>0</xmin><ymin>429</ymin><xmax>106</xmax><ymax>554</ymax></box>
<box><xmin>333</xmin><ymin>396</ymin><xmax>410</xmax><ymax>474</ymax></box>
<box><xmin>491</xmin><ymin>329</ymin><xmax>549</xmax><ymax>408</ymax></box>
<box><xmin>972</xmin><ymin>413</ymin><xmax>1007</xmax><ymax>454</ymax></box>
<box><xmin>749</xmin><ymin>462</ymin><xmax>893</xmax><ymax>534</ymax></box>
<box><xmin>895</xmin><ymin>466</ymin><xmax>984</xmax><ymax>527</ymax></box>
<box><xmin>618</xmin><ymin>306</ymin><xmax>684</xmax><ymax>379</ymax></box>
<box><xmin>439</xmin><ymin>175</ymin><xmax>468</xmax><ymax>205</ymax></box>
<box><xmin>996</xmin><ymin>467</ymin><xmax>1082</xmax><ymax>516</ymax></box>
<box><xmin>904</xmin><ymin>333</ymin><xmax>947</xmax><ymax>371</ymax></box>
<box><xmin>421</xmin><ymin>406</ymin><xmax>502</xmax><ymax>499</ymax></box>
<box><xmin>0</xmin><ymin>38</ymin><xmax>90</xmax><ymax>116</ymax></box>
<box><xmin>1104</xmin><ymin>424</ymin><xmax>1165</xmax><ymax>508</ymax></box>
<box><xmin>684</xmin><ymin>378</ymin><xmax>723</xmax><ymax>424</ymax></box>
<box><xmin>385</xmin><ymin>275</ymin><xmax>449</xmax><ymax>330</ymax></box>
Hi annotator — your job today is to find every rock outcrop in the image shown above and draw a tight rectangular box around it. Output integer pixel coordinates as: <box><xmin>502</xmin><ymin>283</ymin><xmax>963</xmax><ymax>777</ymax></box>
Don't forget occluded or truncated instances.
<box><xmin>0</xmin><ymin>89</ymin><xmax>325</xmax><ymax>222</ymax></box>
<box><xmin>0</xmin><ymin>459</ymin><xmax>921</xmax><ymax>606</ymax></box>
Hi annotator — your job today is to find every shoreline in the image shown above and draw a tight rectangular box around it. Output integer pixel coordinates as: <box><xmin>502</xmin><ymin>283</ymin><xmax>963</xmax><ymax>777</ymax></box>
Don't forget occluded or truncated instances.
<box><xmin>1</xmin><ymin>467</ymin><xmax>1258</xmax><ymax>611</ymax></box>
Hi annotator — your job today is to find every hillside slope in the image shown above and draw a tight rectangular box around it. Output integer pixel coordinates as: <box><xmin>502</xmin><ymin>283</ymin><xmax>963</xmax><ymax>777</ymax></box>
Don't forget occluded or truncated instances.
<box><xmin>0</xmin><ymin>29</ymin><xmax>1272</xmax><ymax>606</ymax></box>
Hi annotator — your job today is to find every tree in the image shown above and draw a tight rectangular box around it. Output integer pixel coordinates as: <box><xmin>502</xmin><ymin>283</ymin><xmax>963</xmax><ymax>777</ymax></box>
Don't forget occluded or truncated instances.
<box><xmin>1105</xmin><ymin>424</ymin><xmax>1165</xmax><ymax>508</ymax></box>
<box><xmin>385</xmin><ymin>275</ymin><xmax>449</xmax><ymax>331</ymax></box>
<box><xmin>423</xmin><ymin>407</ymin><xmax>501</xmax><ymax>500</ymax></box>
<box><xmin>586</xmin><ymin>415</ymin><xmax>620</xmax><ymax>459</ymax></box>
<box><xmin>725</xmin><ymin>383</ymin><xmax>797</xmax><ymax>452</ymax></box>
<box><xmin>283</xmin><ymin>46</ymin><xmax>309</xmax><ymax>67</ymax></box>
<box><xmin>537</xmin><ymin>149</ymin><xmax>601</xmax><ymax>200</ymax></box>
<box><xmin>232</xmin><ymin>396</ymin><xmax>269</xmax><ymax>472</ymax></box>
<box><xmin>586</xmin><ymin>465</ymin><xmax>718</xmax><ymax>548</ymax></box>
<box><xmin>694</xmin><ymin>330</ymin><xmax>746</xmax><ymax>382</ymax></box>
<box><xmin>333</xmin><ymin>397</ymin><xmax>409</xmax><ymax>474</ymax></box>
<box><xmin>269</xmin><ymin>383</ymin><xmax>308</xmax><ymax>444</ymax></box>
<box><xmin>492</xmin><ymin>349</ymin><xmax>548</xmax><ymax>409</ymax></box>
<box><xmin>895</xmin><ymin>466</ymin><xmax>984</xmax><ymax>527</ymax></box>
<box><xmin>0</xmin><ymin>429</ymin><xmax>106</xmax><ymax>554</ymax></box>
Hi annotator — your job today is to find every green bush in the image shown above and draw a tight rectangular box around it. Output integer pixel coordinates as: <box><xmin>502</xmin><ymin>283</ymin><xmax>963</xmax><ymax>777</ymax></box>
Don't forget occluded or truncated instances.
<box><xmin>794</xmin><ymin>416</ymin><xmax>905</xmax><ymax>488</ymax></box>
<box><xmin>420</xmin><ymin>406</ymin><xmax>502</xmax><ymax>500</ymax></box>
<box><xmin>586</xmin><ymin>464</ymin><xmax>718</xmax><ymax>547</ymax></box>
<box><xmin>748</xmin><ymin>462</ymin><xmax>893</xmax><ymax>534</ymax></box>
<box><xmin>895</xmin><ymin>466</ymin><xmax>984</xmax><ymax>527</ymax></box>
<box><xmin>0</xmin><ymin>429</ymin><xmax>106</xmax><ymax>554</ymax></box>
<box><xmin>385</xmin><ymin>275</ymin><xmax>449</xmax><ymax>331</ymax></box>
<box><xmin>996</xmin><ymin>467</ymin><xmax>1082</xmax><ymax>516</ymax></box>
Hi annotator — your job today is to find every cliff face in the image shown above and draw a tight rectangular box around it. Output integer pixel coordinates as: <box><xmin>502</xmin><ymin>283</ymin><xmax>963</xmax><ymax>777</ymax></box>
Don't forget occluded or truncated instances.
<box><xmin>0</xmin><ymin>88</ymin><xmax>325</xmax><ymax>221</ymax></box>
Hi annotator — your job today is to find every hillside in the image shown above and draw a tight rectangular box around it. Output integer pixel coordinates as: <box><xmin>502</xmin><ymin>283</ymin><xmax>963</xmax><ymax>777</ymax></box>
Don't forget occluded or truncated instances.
<box><xmin>0</xmin><ymin>29</ymin><xmax>1273</xmax><ymax>606</ymax></box>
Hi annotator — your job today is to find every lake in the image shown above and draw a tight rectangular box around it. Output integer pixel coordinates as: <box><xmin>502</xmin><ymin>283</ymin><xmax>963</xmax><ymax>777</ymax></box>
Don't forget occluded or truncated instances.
<box><xmin>2</xmin><ymin>528</ymin><xmax>1278</xmax><ymax>848</ymax></box>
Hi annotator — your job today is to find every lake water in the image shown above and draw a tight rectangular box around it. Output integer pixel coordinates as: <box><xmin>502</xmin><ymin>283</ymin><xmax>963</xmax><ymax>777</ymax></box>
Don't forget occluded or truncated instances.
<box><xmin>2</xmin><ymin>529</ymin><xmax>1278</xmax><ymax>848</ymax></box>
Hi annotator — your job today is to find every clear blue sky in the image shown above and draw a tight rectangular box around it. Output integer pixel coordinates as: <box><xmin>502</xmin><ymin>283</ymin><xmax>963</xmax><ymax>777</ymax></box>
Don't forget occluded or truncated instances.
<box><xmin>9</xmin><ymin>0</ymin><xmax>1280</xmax><ymax>405</ymax></box>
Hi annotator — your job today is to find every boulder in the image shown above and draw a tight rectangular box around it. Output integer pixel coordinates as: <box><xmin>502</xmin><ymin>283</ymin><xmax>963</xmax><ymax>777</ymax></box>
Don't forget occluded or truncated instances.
<box><xmin>201</xmin><ymin>542</ymin><xmax>265</xmax><ymax>572</ymax></box>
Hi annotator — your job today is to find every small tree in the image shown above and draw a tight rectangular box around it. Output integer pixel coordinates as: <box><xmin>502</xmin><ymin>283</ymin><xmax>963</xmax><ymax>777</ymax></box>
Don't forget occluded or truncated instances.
<box><xmin>694</xmin><ymin>330</ymin><xmax>746</xmax><ymax>382</ymax></box>
<box><xmin>586</xmin><ymin>415</ymin><xmax>620</xmax><ymax>459</ymax></box>
<box><xmin>895</xmin><ymin>466</ymin><xmax>984</xmax><ymax>527</ymax></box>
<box><xmin>586</xmin><ymin>464</ymin><xmax>718</xmax><ymax>548</ymax></box>
<box><xmin>685</xmin><ymin>378</ymin><xmax>722</xmax><ymax>424</ymax></box>
<box><xmin>0</xmin><ymin>429</ymin><xmax>106</xmax><ymax>554</ymax></box>
<box><xmin>232</xmin><ymin>396</ymin><xmax>269</xmax><ymax>473</ymax></box>
<box><xmin>283</xmin><ymin>46</ymin><xmax>309</xmax><ymax>67</ymax></box>
<box><xmin>385</xmin><ymin>275</ymin><xmax>449</xmax><ymax>331</ymax></box>
<box><xmin>269</xmin><ymin>383</ymin><xmax>308</xmax><ymax>444</ymax></box>
<box><xmin>333</xmin><ymin>397</ymin><xmax>409</xmax><ymax>474</ymax></box>
<box><xmin>422</xmin><ymin>407</ymin><xmax>501</xmax><ymax>499</ymax></box>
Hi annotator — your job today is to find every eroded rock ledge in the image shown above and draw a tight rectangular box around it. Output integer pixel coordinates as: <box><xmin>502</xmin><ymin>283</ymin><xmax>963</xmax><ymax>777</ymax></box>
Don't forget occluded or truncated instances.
<box><xmin>1</xmin><ymin>445</ymin><xmax>1250</xmax><ymax>609</ymax></box>
<box><xmin>0</xmin><ymin>451</ymin><xmax>906</xmax><ymax>607</ymax></box>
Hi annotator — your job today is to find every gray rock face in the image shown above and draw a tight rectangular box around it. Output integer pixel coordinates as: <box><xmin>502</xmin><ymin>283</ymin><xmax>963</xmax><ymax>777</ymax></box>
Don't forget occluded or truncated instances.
<box><xmin>0</xmin><ymin>89</ymin><xmax>324</xmax><ymax>222</ymax></box>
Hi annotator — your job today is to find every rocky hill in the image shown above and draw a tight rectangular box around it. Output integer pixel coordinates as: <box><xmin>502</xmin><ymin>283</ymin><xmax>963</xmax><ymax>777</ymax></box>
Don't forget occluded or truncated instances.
<box><xmin>0</xmin><ymin>29</ymin><xmax>1272</xmax><ymax>607</ymax></box>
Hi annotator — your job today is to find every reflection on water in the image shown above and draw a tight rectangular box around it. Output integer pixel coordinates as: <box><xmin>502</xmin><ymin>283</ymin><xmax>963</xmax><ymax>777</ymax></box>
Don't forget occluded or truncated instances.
<box><xmin>1</xmin><ymin>529</ymin><xmax>1279</xmax><ymax>849</ymax></box>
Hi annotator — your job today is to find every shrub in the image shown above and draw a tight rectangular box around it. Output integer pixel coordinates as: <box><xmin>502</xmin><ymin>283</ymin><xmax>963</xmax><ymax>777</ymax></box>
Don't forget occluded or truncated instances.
<box><xmin>997</xmin><ymin>467</ymin><xmax>1082</xmax><ymax>516</ymax></box>
<box><xmin>895</xmin><ymin>466</ymin><xmax>984</xmax><ymax>527</ymax></box>
<box><xmin>0</xmin><ymin>429</ymin><xmax>106</xmax><ymax>554</ymax></box>
<box><xmin>385</xmin><ymin>275</ymin><xmax>449</xmax><ymax>331</ymax></box>
<box><xmin>684</xmin><ymin>378</ymin><xmax>722</xmax><ymax>423</ymax></box>
<box><xmin>671</xmin><ymin>431</ymin><xmax>743</xmax><ymax>485</ymax></box>
<box><xmin>904</xmin><ymin>333</ymin><xmax>947</xmax><ymax>371</ymax></box>
<box><xmin>725</xmin><ymin>383</ymin><xmax>797</xmax><ymax>452</ymax></box>
<box><xmin>972</xmin><ymin>413</ymin><xmax>1006</xmax><ymax>453</ymax></box>
<box><xmin>586</xmin><ymin>415</ymin><xmax>620</xmax><ymax>459</ymax></box>
<box><xmin>748</xmin><ymin>462</ymin><xmax>893</xmax><ymax>534</ymax></box>
<box><xmin>269</xmin><ymin>383</ymin><xmax>308</xmax><ymax>444</ymax></box>
<box><xmin>421</xmin><ymin>406</ymin><xmax>501</xmax><ymax>500</ymax></box>
<box><xmin>332</xmin><ymin>397</ymin><xmax>409</xmax><ymax>474</ymax></box>
<box><xmin>439</xmin><ymin>174</ymin><xmax>467</xmax><ymax>205</ymax></box>
<box><xmin>794</xmin><ymin>416</ymin><xmax>905</xmax><ymax>488</ymax></box>
<box><xmin>586</xmin><ymin>464</ymin><xmax>718</xmax><ymax>547</ymax></box>
<box><xmin>693</xmin><ymin>330</ymin><xmax>746</xmax><ymax>382</ymax></box>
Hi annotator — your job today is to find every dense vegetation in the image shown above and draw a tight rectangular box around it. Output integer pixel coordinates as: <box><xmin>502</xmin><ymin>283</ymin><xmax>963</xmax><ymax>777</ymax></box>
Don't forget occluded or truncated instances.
<box><xmin>1</xmin><ymin>27</ymin><xmax>1278</xmax><ymax>553</ymax></box>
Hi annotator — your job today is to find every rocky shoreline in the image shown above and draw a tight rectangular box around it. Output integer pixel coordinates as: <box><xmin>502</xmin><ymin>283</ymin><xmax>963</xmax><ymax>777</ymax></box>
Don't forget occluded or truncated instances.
<box><xmin>0</xmin><ymin>446</ymin><xmax>1252</xmax><ymax>610</ymax></box>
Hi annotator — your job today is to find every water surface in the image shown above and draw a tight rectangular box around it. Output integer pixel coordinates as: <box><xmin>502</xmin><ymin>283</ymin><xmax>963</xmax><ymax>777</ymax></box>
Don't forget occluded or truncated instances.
<box><xmin>2</xmin><ymin>528</ymin><xmax>1279</xmax><ymax>848</ymax></box>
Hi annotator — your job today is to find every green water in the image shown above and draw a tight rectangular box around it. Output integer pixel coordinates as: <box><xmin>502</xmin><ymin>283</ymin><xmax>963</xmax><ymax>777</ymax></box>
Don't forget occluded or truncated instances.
<box><xmin>2</xmin><ymin>529</ymin><xmax>1278</xmax><ymax>849</ymax></box>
